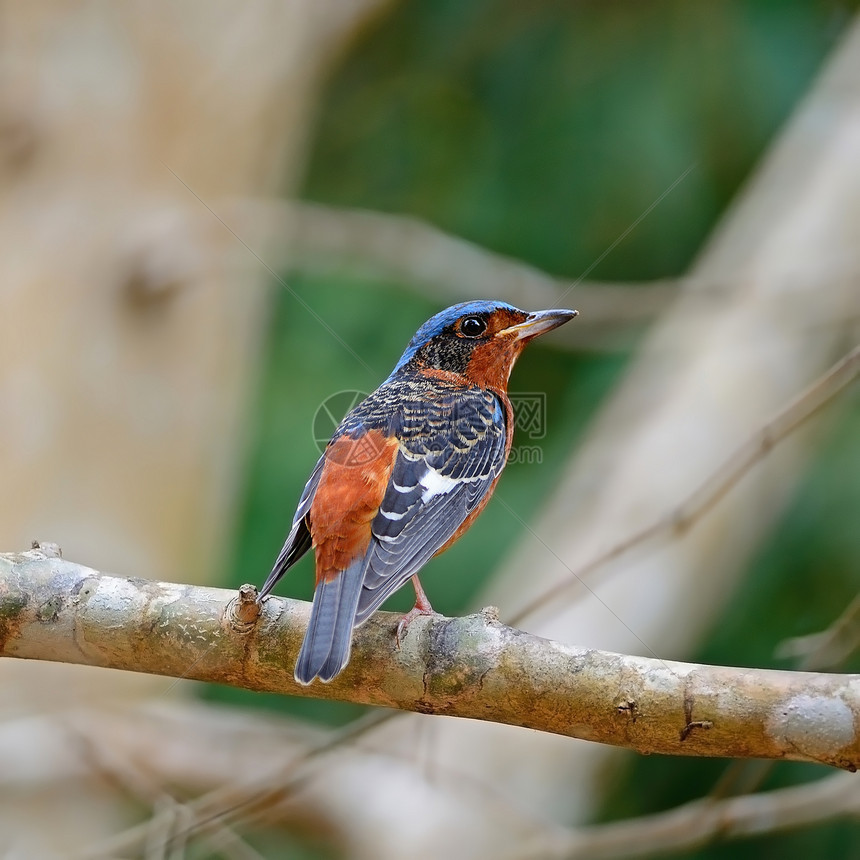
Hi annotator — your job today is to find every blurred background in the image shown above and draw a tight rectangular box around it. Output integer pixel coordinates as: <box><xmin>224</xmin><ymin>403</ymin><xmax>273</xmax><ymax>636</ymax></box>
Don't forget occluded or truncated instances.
<box><xmin>1</xmin><ymin>1</ymin><xmax>859</xmax><ymax>858</ymax></box>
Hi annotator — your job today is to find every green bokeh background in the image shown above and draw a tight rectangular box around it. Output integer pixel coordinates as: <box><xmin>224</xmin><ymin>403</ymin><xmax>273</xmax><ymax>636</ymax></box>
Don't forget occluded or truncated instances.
<box><xmin>213</xmin><ymin>1</ymin><xmax>860</xmax><ymax>855</ymax></box>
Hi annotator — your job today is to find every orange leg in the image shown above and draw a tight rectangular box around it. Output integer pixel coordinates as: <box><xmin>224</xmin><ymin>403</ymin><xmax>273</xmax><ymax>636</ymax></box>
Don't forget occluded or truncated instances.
<box><xmin>395</xmin><ymin>575</ymin><xmax>438</xmax><ymax>648</ymax></box>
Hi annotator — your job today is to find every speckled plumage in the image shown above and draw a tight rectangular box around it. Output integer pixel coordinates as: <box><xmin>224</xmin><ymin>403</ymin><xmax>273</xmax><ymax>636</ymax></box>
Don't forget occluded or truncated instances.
<box><xmin>259</xmin><ymin>300</ymin><xmax>576</xmax><ymax>684</ymax></box>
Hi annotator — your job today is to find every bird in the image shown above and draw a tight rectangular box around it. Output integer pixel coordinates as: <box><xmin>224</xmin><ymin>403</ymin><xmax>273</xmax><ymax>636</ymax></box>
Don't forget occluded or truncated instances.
<box><xmin>258</xmin><ymin>300</ymin><xmax>577</xmax><ymax>684</ymax></box>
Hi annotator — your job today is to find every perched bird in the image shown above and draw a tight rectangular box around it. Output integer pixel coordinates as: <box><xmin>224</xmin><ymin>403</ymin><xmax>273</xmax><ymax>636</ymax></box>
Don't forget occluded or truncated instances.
<box><xmin>259</xmin><ymin>300</ymin><xmax>577</xmax><ymax>684</ymax></box>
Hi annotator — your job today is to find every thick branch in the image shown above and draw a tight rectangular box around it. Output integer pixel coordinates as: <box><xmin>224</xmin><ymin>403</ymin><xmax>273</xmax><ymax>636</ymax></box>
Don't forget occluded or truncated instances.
<box><xmin>2</xmin><ymin>548</ymin><xmax>858</xmax><ymax>770</ymax></box>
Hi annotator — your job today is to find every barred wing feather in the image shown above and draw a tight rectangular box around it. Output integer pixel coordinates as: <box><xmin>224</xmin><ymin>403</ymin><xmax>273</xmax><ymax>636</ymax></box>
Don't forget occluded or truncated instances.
<box><xmin>355</xmin><ymin>392</ymin><xmax>506</xmax><ymax>624</ymax></box>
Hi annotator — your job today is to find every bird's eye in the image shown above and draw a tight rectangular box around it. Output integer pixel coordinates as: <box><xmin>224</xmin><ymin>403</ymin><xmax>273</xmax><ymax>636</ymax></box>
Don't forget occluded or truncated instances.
<box><xmin>459</xmin><ymin>316</ymin><xmax>487</xmax><ymax>337</ymax></box>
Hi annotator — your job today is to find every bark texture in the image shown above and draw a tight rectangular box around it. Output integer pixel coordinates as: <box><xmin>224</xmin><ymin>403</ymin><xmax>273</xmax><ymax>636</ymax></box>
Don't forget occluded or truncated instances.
<box><xmin>2</xmin><ymin>548</ymin><xmax>858</xmax><ymax>770</ymax></box>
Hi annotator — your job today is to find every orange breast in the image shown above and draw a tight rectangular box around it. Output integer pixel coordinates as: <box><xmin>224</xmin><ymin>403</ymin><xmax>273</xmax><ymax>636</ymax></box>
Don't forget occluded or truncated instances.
<box><xmin>309</xmin><ymin>431</ymin><xmax>398</xmax><ymax>583</ymax></box>
<box><xmin>463</xmin><ymin>338</ymin><xmax>525</xmax><ymax>391</ymax></box>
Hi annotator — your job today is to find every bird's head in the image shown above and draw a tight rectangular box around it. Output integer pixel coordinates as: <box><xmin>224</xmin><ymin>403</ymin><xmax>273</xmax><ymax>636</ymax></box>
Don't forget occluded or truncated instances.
<box><xmin>391</xmin><ymin>300</ymin><xmax>577</xmax><ymax>391</ymax></box>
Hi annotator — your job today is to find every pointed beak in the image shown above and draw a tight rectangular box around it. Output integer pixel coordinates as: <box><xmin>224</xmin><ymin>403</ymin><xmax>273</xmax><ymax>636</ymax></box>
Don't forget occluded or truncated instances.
<box><xmin>500</xmin><ymin>308</ymin><xmax>578</xmax><ymax>341</ymax></box>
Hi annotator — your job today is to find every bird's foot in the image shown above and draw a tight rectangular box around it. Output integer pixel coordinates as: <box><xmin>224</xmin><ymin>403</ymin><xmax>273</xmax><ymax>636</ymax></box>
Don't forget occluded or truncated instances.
<box><xmin>395</xmin><ymin>575</ymin><xmax>440</xmax><ymax>648</ymax></box>
<box><xmin>395</xmin><ymin>605</ymin><xmax>440</xmax><ymax>649</ymax></box>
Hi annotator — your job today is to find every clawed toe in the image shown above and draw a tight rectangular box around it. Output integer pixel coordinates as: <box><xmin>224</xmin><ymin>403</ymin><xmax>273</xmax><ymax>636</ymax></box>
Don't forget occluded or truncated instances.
<box><xmin>395</xmin><ymin>605</ymin><xmax>439</xmax><ymax>649</ymax></box>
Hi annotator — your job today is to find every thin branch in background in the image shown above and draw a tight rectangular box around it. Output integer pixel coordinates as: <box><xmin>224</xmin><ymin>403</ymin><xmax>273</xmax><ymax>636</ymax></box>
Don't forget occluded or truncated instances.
<box><xmin>86</xmin><ymin>702</ymin><xmax>569</xmax><ymax>856</ymax></box>
<box><xmin>70</xmin><ymin>698</ymin><xmax>564</xmax><ymax>856</ymax></box>
<box><xmin>78</xmin><ymin>702</ymin><xmax>860</xmax><ymax>860</ymax></box>
<box><xmin>74</xmin><ymin>710</ymin><xmax>395</xmax><ymax>859</ymax></box>
<box><xmin>509</xmin><ymin>342</ymin><xmax>860</xmax><ymax>627</ymax></box>
<box><xmin>555</xmin><ymin>162</ymin><xmax>697</xmax><ymax>304</ymax></box>
<box><xmin>776</xmin><ymin>592</ymin><xmax>860</xmax><ymax>671</ymax></box>
<box><xmin>163</xmin><ymin>166</ymin><xmax>379</xmax><ymax>378</ymax></box>
<box><xmin>70</xmin><ymin>719</ymin><xmax>266</xmax><ymax>860</ymax></box>
<box><xmin>228</xmin><ymin>199</ymin><xmax>680</xmax><ymax>351</ymax></box>
<box><xmin>148</xmin><ymin>799</ymin><xmax>189</xmax><ymax>860</ymax></box>
<box><xmin>494</xmin><ymin>492</ymin><xmax>670</xmax><ymax>663</ymax></box>
<box><xmin>531</xmin><ymin>771</ymin><xmax>860</xmax><ymax>860</ymax></box>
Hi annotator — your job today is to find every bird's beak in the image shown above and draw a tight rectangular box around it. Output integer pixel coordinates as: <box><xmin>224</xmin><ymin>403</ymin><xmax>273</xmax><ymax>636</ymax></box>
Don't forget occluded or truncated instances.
<box><xmin>500</xmin><ymin>308</ymin><xmax>578</xmax><ymax>341</ymax></box>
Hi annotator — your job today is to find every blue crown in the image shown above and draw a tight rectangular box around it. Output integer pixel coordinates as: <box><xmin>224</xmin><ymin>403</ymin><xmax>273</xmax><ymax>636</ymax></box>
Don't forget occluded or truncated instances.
<box><xmin>390</xmin><ymin>300</ymin><xmax>519</xmax><ymax>375</ymax></box>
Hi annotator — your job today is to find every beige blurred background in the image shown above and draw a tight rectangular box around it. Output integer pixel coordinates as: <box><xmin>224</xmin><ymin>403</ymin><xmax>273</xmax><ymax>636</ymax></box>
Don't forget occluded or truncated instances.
<box><xmin>1</xmin><ymin>2</ymin><xmax>859</xmax><ymax>858</ymax></box>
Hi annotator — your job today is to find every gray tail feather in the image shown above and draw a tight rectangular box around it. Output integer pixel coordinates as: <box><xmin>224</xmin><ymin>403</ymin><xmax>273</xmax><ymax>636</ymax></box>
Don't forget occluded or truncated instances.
<box><xmin>294</xmin><ymin>559</ymin><xmax>365</xmax><ymax>685</ymax></box>
<box><xmin>258</xmin><ymin>517</ymin><xmax>313</xmax><ymax>602</ymax></box>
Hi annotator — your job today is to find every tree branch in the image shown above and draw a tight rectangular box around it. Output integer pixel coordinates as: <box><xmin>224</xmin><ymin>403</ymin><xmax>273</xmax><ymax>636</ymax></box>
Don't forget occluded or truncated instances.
<box><xmin>2</xmin><ymin>547</ymin><xmax>858</xmax><ymax>770</ymax></box>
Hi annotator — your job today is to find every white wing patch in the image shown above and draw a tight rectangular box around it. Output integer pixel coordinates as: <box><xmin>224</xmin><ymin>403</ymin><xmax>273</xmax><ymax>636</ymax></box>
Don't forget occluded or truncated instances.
<box><xmin>418</xmin><ymin>468</ymin><xmax>461</xmax><ymax>503</ymax></box>
<box><xmin>418</xmin><ymin>466</ymin><xmax>486</xmax><ymax>503</ymax></box>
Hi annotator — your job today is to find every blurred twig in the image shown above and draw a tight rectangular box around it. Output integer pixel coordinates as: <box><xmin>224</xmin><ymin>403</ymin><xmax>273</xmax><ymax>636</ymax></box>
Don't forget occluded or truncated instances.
<box><xmin>7</xmin><ymin>692</ymin><xmax>849</xmax><ymax>859</ymax></box>
<box><xmin>530</xmin><ymin>770</ymin><xmax>860</xmax><ymax>860</ymax></box>
<box><xmin>509</xmin><ymin>342</ymin><xmax>860</xmax><ymax>626</ymax></box>
<box><xmin>42</xmin><ymin>698</ymin><xmax>855</xmax><ymax>859</ymax></box>
<box><xmin>228</xmin><ymin>198</ymin><xmax>679</xmax><ymax>350</ymax></box>
<box><xmin>74</xmin><ymin>709</ymin><xmax>395</xmax><ymax>859</ymax></box>
<box><xmin>71</xmin><ymin>719</ymin><xmax>265</xmax><ymax>860</ymax></box>
<box><xmin>777</xmin><ymin>593</ymin><xmax>860</xmax><ymax>671</ymax></box>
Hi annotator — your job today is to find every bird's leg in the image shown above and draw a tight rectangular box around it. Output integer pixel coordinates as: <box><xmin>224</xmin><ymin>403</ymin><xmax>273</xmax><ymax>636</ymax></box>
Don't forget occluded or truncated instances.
<box><xmin>395</xmin><ymin>576</ymin><xmax>439</xmax><ymax>648</ymax></box>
